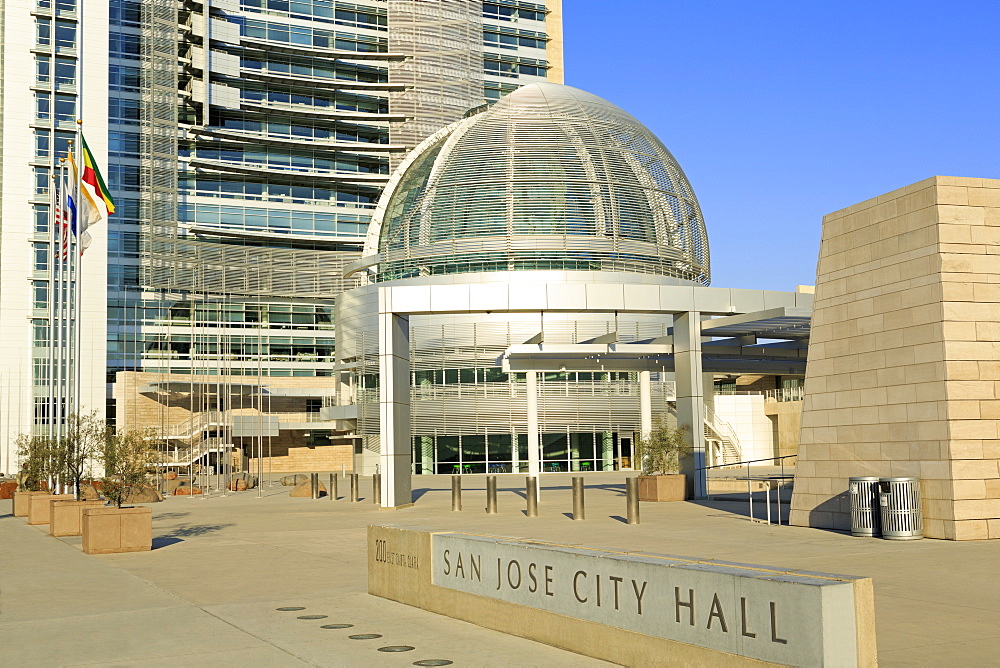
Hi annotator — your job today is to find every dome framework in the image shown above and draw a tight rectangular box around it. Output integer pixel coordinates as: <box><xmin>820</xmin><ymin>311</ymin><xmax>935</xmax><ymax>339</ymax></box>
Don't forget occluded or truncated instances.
<box><xmin>362</xmin><ymin>82</ymin><xmax>711</xmax><ymax>284</ymax></box>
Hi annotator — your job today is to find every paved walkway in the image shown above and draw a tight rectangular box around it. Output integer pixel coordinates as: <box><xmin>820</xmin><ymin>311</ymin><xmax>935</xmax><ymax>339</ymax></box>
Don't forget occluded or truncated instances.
<box><xmin>2</xmin><ymin>472</ymin><xmax>998</xmax><ymax>666</ymax></box>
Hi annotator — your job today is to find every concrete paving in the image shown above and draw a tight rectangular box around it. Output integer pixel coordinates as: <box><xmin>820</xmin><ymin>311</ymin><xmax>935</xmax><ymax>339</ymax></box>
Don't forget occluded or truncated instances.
<box><xmin>2</xmin><ymin>471</ymin><xmax>998</xmax><ymax>666</ymax></box>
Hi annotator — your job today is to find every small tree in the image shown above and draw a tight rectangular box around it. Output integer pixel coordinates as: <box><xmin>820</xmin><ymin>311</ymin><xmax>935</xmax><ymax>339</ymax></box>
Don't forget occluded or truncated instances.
<box><xmin>15</xmin><ymin>433</ymin><xmax>53</xmax><ymax>491</ymax></box>
<box><xmin>636</xmin><ymin>420</ymin><xmax>690</xmax><ymax>475</ymax></box>
<box><xmin>100</xmin><ymin>426</ymin><xmax>161</xmax><ymax>508</ymax></box>
<box><xmin>62</xmin><ymin>412</ymin><xmax>104</xmax><ymax>500</ymax></box>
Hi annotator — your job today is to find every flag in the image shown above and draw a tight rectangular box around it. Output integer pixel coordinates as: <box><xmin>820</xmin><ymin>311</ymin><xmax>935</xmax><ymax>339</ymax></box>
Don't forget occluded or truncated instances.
<box><xmin>67</xmin><ymin>134</ymin><xmax>114</xmax><ymax>252</ymax></box>
<box><xmin>59</xmin><ymin>168</ymin><xmax>76</xmax><ymax>261</ymax></box>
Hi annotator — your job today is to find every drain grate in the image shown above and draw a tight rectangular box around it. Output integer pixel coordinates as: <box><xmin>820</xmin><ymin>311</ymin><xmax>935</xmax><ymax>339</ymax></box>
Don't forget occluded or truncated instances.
<box><xmin>297</xmin><ymin>615</ymin><xmax>327</xmax><ymax>620</ymax></box>
<box><xmin>413</xmin><ymin>661</ymin><xmax>453</xmax><ymax>666</ymax></box>
<box><xmin>275</xmin><ymin>607</ymin><xmax>306</xmax><ymax>611</ymax></box>
<box><xmin>378</xmin><ymin>646</ymin><xmax>415</xmax><ymax>652</ymax></box>
<box><xmin>320</xmin><ymin>624</ymin><xmax>353</xmax><ymax>629</ymax></box>
<box><xmin>348</xmin><ymin>634</ymin><xmax>382</xmax><ymax>640</ymax></box>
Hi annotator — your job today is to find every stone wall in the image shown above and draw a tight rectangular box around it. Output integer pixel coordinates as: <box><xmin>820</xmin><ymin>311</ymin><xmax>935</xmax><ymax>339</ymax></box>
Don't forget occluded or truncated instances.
<box><xmin>764</xmin><ymin>400</ymin><xmax>802</xmax><ymax>459</ymax></box>
<box><xmin>790</xmin><ymin>176</ymin><xmax>1000</xmax><ymax>540</ymax></box>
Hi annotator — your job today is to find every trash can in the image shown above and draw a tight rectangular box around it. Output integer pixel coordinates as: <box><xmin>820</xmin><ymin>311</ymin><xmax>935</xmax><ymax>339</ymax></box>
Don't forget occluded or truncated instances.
<box><xmin>849</xmin><ymin>476</ymin><xmax>880</xmax><ymax>537</ymax></box>
<box><xmin>878</xmin><ymin>477</ymin><xmax>923</xmax><ymax>540</ymax></box>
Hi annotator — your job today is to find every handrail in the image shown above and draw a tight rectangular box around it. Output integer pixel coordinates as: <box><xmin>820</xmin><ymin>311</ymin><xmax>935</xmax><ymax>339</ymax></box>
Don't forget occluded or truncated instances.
<box><xmin>703</xmin><ymin>405</ymin><xmax>742</xmax><ymax>463</ymax></box>
<box><xmin>696</xmin><ymin>454</ymin><xmax>797</xmax><ymax>472</ymax></box>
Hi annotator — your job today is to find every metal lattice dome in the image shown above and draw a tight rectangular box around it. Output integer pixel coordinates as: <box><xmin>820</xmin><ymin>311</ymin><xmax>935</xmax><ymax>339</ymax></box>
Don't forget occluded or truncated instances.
<box><xmin>362</xmin><ymin>82</ymin><xmax>711</xmax><ymax>284</ymax></box>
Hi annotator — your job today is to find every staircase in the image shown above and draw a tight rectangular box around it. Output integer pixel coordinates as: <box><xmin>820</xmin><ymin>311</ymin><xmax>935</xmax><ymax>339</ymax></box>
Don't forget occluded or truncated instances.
<box><xmin>154</xmin><ymin>410</ymin><xmax>233</xmax><ymax>469</ymax></box>
<box><xmin>704</xmin><ymin>405</ymin><xmax>743</xmax><ymax>466</ymax></box>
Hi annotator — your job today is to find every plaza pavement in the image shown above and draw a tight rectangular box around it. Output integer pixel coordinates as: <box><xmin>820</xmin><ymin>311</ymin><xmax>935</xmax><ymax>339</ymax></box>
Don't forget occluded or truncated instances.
<box><xmin>1</xmin><ymin>472</ymin><xmax>998</xmax><ymax>666</ymax></box>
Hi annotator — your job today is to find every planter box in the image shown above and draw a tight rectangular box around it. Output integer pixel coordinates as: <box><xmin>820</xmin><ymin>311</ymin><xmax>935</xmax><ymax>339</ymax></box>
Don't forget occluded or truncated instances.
<box><xmin>27</xmin><ymin>493</ymin><xmax>74</xmax><ymax>524</ymax></box>
<box><xmin>13</xmin><ymin>490</ymin><xmax>47</xmax><ymax>517</ymax></box>
<box><xmin>637</xmin><ymin>474</ymin><xmax>687</xmax><ymax>502</ymax></box>
<box><xmin>82</xmin><ymin>506</ymin><xmax>152</xmax><ymax>554</ymax></box>
<box><xmin>0</xmin><ymin>481</ymin><xmax>18</xmax><ymax>500</ymax></box>
<box><xmin>50</xmin><ymin>499</ymin><xmax>106</xmax><ymax>537</ymax></box>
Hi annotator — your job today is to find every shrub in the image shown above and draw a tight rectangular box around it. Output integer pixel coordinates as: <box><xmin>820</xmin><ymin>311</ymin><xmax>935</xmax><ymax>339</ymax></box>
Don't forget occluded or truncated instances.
<box><xmin>636</xmin><ymin>420</ymin><xmax>690</xmax><ymax>475</ymax></box>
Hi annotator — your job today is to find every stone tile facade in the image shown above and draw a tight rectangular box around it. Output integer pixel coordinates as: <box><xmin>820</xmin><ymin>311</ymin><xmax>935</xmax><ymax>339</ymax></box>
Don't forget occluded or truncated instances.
<box><xmin>790</xmin><ymin>176</ymin><xmax>1000</xmax><ymax>540</ymax></box>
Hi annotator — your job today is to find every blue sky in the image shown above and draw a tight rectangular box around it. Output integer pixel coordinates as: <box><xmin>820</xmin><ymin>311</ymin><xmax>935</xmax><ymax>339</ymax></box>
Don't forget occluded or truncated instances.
<box><xmin>564</xmin><ymin>1</ymin><xmax>1000</xmax><ymax>291</ymax></box>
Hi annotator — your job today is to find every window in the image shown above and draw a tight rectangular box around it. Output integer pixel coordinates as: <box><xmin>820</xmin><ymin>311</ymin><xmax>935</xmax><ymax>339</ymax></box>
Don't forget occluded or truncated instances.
<box><xmin>35</xmin><ymin>131</ymin><xmax>51</xmax><ymax>162</ymax></box>
<box><xmin>54</xmin><ymin>93</ymin><xmax>76</xmax><ymax>123</ymax></box>
<box><xmin>33</xmin><ymin>281</ymin><xmax>49</xmax><ymax>309</ymax></box>
<box><xmin>34</xmin><ymin>167</ymin><xmax>50</xmax><ymax>198</ymax></box>
<box><xmin>35</xmin><ymin>206</ymin><xmax>50</xmax><ymax>234</ymax></box>
<box><xmin>109</xmin><ymin>32</ymin><xmax>141</xmax><ymax>59</ymax></box>
<box><xmin>35</xmin><ymin>92</ymin><xmax>51</xmax><ymax>121</ymax></box>
<box><xmin>35</xmin><ymin>55</ymin><xmax>51</xmax><ymax>85</ymax></box>
<box><xmin>34</xmin><ymin>243</ymin><xmax>49</xmax><ymax>271</ymax></box>
<box><xmin>36</xmin><ymin>19</ymin><xmax>51</xmax><ymax>47</ymax></box>
<box><xmin>54</xmin><ymin>20</ymin><xmax>76</xmax><ymax>50</ymax></box>
<box><xmin>33</xmin><ymin>319</ymin><xmax>49</xmax><ymax>348</ymax></box>
<box><xmin>54</xmin><ymin>57</ymin><xmax>76</xmax><ymax>87</ymax></box>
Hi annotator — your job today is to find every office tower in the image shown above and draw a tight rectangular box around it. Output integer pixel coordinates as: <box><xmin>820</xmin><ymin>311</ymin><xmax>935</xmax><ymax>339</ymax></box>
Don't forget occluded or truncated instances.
<box><xmin>0</xmin><ymin>0</ymin><xmax>564</xmax><ymax>474</ymax></box>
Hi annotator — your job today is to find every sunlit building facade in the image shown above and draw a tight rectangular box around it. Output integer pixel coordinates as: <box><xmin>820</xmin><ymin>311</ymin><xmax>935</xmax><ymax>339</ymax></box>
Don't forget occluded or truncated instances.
<box><xmin>0</xmin><ymin>0</ymin><xmax>563</xmax><ymax>474</ymax></box>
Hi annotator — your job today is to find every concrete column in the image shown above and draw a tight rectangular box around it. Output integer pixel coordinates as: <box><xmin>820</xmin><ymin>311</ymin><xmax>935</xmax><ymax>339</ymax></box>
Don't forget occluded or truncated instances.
<box><xmin>673</xmin><ymin>311</ymin><xmax>707</xmax><ymax>499</ymax></box>
<box><xmin>526</xmin><ymin>369</ymin><xmax>540</xmax><ymax>481</ymax></box>
<box><xmin>639</xmin><ymin>369</ymin><xmax>652</xmax><ymax>474</ymax></box>
<box><xmin>378</xmin><ymin>291</ymin><xmax>412</xmax><ymax>508</ymax></box>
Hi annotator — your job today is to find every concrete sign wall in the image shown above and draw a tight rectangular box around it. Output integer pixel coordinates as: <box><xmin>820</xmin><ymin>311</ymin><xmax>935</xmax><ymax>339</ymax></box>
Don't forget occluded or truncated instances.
<box><xmin>369</xmin><ymin>525</ymin><xmax>876</xmax><ymax>666</ymax></box>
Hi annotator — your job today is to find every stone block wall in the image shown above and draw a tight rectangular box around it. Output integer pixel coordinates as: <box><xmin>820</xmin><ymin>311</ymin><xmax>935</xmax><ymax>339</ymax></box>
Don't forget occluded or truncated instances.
<box><xmin>790</xmin><ymin>176</ymin><xmax>1000</xmax><ymax>540</ymax></box>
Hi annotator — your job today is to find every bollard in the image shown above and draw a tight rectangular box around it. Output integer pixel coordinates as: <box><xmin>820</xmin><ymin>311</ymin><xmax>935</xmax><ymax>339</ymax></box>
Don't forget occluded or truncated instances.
<box><xmin>451</xmin><ymin>475</ymin><xmax>462</xmax><ymax>511</ymax></box>
<box><xmin>572</xmin><ymin>476</ymin><xmax>585</xmax><ymax>520</ymax></box>
<box><xmin>310</xmin><ymin>472</ymin><xmax>319</xmax><ymax>499</ymax></box>
<box><xmin>626</xmin><ymin>477</ymin><xmax>640</xmax><ymax>525</ymax></box>
<box><xmin>373</xmin><ymin>473</ymin><xmax>382</xmax><ymax>505</ymax></box>
<box><xmin>350</xmin><ymin>473</ymin><xmax>359</xmax><ymax>502</ymax></box>
<box><xmin>486</xmin><ymin>475</ymin><xmax>498</xmax><ymax>514</ymax></box>
<box><xmin>526</xmin><ymin>476</ymin><xmax>538</xmax><ymax>517</ymax></box>
<box><xmin>329</xmin><ymin>473</ymin><xmax>337</xmax><ymax>501</ymax></box>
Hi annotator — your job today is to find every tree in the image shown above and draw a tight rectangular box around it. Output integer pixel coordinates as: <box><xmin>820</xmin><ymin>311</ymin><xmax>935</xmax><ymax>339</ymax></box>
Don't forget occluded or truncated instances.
<box><xmin>636</xmin><ymin>420</ymin><xmax>690</xmax><ymax>475</ymax></box>
<box><xmin>63</xmin><ymin>412</ymin><xmax>104</xmax><ymax>500</ymax></box>
<box><xmin>100</xmin><ymin>426</ymin><xmax>161</xmax><ymax>508</ymax></box>
<box><xmin>15</xmin><ymin>433</ymin><xmax>53</xmax><ymax>491</ymax></box>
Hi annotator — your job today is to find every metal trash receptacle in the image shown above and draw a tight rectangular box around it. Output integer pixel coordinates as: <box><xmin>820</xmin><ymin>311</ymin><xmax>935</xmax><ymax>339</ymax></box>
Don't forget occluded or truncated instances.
<box><xmin>849</xmin><ymin>476</ymin><xmax>880</xmax><ymax>537</ymax></box>
<box><xmin>878</xmin><ymin>477</ymin><xmax>923</xmax><ymax>540</ymax></box>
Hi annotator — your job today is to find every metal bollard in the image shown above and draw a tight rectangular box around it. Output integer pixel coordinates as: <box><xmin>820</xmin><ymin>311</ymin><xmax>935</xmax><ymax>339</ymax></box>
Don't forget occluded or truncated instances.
<box><xmin>350</xmin><ymin>473</ymin><xmax>359</xmax><ymax>502</ymax></box>
<box><xmin>330</xmin><ymin>473</ymin><xmax>337</xmax><ymax>501</ymax></box>
<box><xmin>373</xmin><ymin>473</ymin><xmax>382</xmax><ymax>505</ymax></box>
<box><xmin>572</xmin><ymin>476</ymin><xmax>585</xmax><ymax>520</ymax></box>
<box><xmin>626</xmin><ymin>477</ymin><xmax>640</xmax><ymax>525</ymax></box>
<box><xmin>486</xmin><ymin>475</ymin><xmax>498</xmax><ymax>514</ymax></box>
<box><xmin>310</xmin><ymin>472</ymin><xmax>319</xmax><ymax>499</ymax></box>
<box><xmin>451</xmin><ymin>475</ymin><xmax>462</xmax><ymax>511</ymax></box>
<box><xmin>526</xmin><ymin>476</ymin><xmax>538</xmax><ymax>517</ymax></box>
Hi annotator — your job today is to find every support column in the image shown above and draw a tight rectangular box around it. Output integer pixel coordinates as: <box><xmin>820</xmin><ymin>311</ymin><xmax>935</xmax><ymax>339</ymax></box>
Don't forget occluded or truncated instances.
<box><xmin>639</xmin><ymin>369</ymin><xmax>652</xmax><ymax>473</ymax></box>
<box><xmin>378</xmin><ymin>290</ymin><xmax>412</xmax><ymax>508</ymax></box>
<box><xmin>526</xmin><ymin>369</ymin><xmax>540</xmax><ymax>482</ymax></box>
<box><xmin>673</xmin><ymin>311</ymin><xmax>707</xmax><ymax>499</ymax></box>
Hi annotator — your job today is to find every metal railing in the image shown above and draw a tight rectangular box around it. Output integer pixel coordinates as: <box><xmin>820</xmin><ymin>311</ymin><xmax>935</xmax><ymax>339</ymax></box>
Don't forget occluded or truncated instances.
<box><xmin>703</xmin><ymin>405</ymin><xmax>743</xmax><ymax>465</ymax></box>
<box><xmin>697</xmin><ymin>454</ymin><xmax>797</xmax><ymax>526</ymax></box>
<box><xmin>764</xmin><ymin>387</ymin><xmax>805</xmax><ymax>402</ymax></box>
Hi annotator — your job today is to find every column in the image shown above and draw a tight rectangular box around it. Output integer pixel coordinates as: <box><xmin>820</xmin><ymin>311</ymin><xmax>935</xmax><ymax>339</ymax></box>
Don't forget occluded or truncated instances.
<box><xmin>378</xmin><ymin>289</ymin><xmax>412</xmax><ymax>507</ymax></box>
<box><xmin>673</xmin><ymin>311</ymin><xmax>707</xmax><ymax>499</ymax></box>
<box><xmin>526</xmin><ymin>369</ymin><xmax>540</xmax><ymax>481</ymax></box>
<box><xmin>638</xmin><ymin>369</ymin><xmax>652</xmax><ymax>473</ymax></box>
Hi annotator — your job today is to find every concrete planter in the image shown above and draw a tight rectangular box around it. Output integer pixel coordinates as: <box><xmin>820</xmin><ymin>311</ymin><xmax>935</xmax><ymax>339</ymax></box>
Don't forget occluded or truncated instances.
<box><xmin>82</xmin><ymin>506</ymin><xmax>152</xmax><ymax>555</ymax></box>
<box><xmin>50</xmin><ymin>499</ymin><xmax>106</xmax><ymax>537</ymax></box>
<box><xmin>13</xmin><ymin>490</ymin><xmax>47</xmax><ymax>517</ymax></box>
<box><xmin>637</xmin><ymin>474</ymin><xmax>687</xmax><ymax>502</ymax></box>
<box><xmin>27</xmin><ymin>493</ymin><xmax>75</xmax><ymax>525</ymax></box>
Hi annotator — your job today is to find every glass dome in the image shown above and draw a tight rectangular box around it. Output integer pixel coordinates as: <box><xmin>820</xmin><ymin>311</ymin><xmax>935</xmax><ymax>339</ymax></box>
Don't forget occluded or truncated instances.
<box><xmin>364</xmin><ymin>82</ymin><xmax>711</xmax><ymax>284</ymax></box>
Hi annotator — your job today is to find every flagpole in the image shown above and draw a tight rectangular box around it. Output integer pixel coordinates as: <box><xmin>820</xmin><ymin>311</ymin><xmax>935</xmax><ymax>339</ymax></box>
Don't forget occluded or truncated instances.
<box><xmin>48</xmin><ymin>166</ymin><xmax>58</xmax><ymax>437</ymax></box>
<box><xmin>56</xmin><ymin>156</ymin><xmax>67</xmax><ymax>441</ymax></box>
<box><xmin>74</xmin><ymin>120</ymin><xmax>84</xmax><ymax>424</ymax></box>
